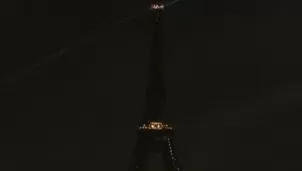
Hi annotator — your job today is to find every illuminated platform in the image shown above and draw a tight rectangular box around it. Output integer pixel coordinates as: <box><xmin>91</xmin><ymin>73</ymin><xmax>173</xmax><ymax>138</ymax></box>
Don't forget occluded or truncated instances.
<box><xmin>138</xmin><ymin>121</ymin><xmax>172</xmax><ymax>130</ymax></box>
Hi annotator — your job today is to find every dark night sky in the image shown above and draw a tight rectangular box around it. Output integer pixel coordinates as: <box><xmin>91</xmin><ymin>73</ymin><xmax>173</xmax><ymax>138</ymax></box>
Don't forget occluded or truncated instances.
<box><xmin>1</xmin><ymin>0</ymin><xmax>302</xmax><ymax>171</ymax></box>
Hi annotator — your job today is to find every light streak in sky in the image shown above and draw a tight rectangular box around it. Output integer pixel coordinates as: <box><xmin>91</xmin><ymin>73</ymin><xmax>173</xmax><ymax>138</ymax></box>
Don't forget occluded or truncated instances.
<box><xmin>165</xmin><ymin>0</ymin><xmax>186</xmax><ymax>8</ymax></box>
<box><xmin>1</xmin><ymin>0</ymin><xmax>189</xmax><ymax>84</ymax></box>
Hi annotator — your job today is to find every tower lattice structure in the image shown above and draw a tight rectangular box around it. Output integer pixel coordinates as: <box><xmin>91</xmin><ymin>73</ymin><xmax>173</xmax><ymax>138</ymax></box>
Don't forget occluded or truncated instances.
<box><xmin>128</xmin><ymin>1</ymin><xmax>182</xmax><ymax>171</ymax></box>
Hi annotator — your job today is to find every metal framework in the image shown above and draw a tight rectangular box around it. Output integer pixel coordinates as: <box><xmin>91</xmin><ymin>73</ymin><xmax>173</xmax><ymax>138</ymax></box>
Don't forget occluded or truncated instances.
<box><xmin>128</xmin><ymin>1</ymin><xmax>182</xmax><ymax>171</ymax></box>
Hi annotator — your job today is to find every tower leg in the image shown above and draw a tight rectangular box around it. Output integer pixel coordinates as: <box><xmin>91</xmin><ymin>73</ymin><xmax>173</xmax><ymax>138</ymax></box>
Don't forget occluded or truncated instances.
<box><xmin>163</xmin><ymin>138</ymin><xmax>182</xmax><ymax>171</ymax></box>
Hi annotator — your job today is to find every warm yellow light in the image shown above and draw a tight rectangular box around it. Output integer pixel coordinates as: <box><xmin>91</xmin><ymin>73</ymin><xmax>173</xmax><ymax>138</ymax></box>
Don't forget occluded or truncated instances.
<box><xmin>138</xmin><ymin>121</ymin><xmax>173</xmax><ymax>130</ymax></box>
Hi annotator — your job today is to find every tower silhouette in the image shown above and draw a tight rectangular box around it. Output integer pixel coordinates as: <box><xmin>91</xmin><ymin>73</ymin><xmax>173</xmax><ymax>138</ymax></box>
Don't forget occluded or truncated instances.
<box><xmin>128</xmin><ymin>1</ymin><xmax>182</xmax><ymax>171</ymax></box>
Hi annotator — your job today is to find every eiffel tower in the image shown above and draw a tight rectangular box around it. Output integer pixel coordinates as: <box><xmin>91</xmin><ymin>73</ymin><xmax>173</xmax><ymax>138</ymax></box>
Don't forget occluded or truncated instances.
<box><xmin>128</xmin><ymin>1</ymin><xmax>182</xmax><ymax>171</ymax></box>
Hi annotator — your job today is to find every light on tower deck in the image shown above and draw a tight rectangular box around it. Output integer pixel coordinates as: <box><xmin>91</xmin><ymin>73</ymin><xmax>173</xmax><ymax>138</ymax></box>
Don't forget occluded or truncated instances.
<box><xmin>138</xmin><ymin>121</ymin><xmax>172</xmax><ymax>130</ymax></box>
<box><xmin>150</xmin><ymin>4</ymin><xmax>164</xmax><ymax>10</ymax></box>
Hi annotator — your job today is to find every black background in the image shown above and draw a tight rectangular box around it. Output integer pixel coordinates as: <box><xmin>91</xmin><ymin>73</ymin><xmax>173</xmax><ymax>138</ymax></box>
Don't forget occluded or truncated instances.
<box><xmin>1</xmin><ymin>0</ymin><xmax>302</xmax><ymax>170</ymax></box>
